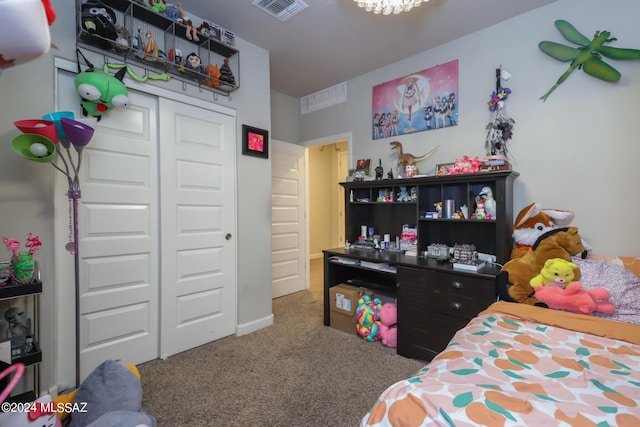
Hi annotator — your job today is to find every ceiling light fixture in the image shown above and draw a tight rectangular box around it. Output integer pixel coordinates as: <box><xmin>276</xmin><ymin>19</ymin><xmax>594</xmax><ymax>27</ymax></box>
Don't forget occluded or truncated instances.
<box><xmin>353</xmin><ymin>0</ymin><xmax>427</xmax><ymax>15</ymax></box>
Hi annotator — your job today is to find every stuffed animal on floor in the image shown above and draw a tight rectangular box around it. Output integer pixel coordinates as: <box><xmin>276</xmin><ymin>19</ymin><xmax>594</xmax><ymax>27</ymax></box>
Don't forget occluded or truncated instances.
<box><xmin>534</xmin><ymin>281</ymin><xmax>615</xmax><ymax>315</ymax></box>
<box><xmin>530</xmin><ymin>258</ymin><xmax>578</xmax><ymax>288</ymax></box>
<box><xmin>0</xmin><ymin>394</ymin><xmax>62</xmax><ymax>427</ymax></box>
<box><xmin>500</xmin><ymin>227</ymin><xmax>587</xmax><ymax>306</ymax></box>
<box><xmin>378</xmin><ymin>302</ymin><xmax>397</xmax><ymax>348</ymax></box>
<box><xmin>510</xmin><ymin>202</ymin><xmax>575</xmax><ymax>260</ymax></box>
<box><xmin>356</xmin><ymin>295</ymin><xmax>382</xmax><ymax>342</ymax></box>
<box><xmin>52</xmin><ymin>360</ymin><xmax>156</xmax><ymax>427</ymax></box>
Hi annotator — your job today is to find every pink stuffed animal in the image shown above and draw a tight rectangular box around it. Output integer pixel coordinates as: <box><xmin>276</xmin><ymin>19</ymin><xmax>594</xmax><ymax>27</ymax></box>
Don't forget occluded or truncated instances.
<box><xmin>379</xmin><ymin>302</ymin><xmax>398</xmax><ymax>348</ymax></box>
<box><xmin>534</xmin><ymin>281</ymin><xmax>615</xmax><ymax>315</ymax></box>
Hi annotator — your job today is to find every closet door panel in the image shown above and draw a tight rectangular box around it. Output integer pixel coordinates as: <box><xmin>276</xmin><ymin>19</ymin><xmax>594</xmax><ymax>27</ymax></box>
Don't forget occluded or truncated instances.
<box><xmin>158</xmin><ymin>98</ymin><xmax>237</xmax><ymax>359</ymax></box>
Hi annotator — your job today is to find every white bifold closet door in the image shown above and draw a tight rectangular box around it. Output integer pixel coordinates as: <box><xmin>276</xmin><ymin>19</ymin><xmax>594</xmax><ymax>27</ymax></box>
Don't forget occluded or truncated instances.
<box><xmin>58</xmin><ymin>70</ymin><xmax>236</xmax><ymax>380</ymax></box>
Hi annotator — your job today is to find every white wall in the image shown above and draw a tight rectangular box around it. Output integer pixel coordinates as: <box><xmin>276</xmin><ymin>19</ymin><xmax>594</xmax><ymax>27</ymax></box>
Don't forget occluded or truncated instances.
<box><xmin>0</xmin><ymin>1</ymin><xmax>272</xmax><ymax>392</ymax></box>
<box><xmin>293</xmin><ymin>0</ymin><xmax>640</xmax><ymax>256</ymax></box>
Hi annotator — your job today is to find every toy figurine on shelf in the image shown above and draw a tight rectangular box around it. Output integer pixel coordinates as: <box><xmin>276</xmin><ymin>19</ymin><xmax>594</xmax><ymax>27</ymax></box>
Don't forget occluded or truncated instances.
<box><xmin>168</xmin><ymin>48</ymin><xmax>184</xmax><ymax>72</ymax></box>
<box><xmin>219</xmin><ymin>58</ymin><xmax>235</xmax><ymax>85</ymax></box>
<box><xmin>434</xmin><ymin>202</ymin><xmax>442</xmax><ymax>218</ymax></box>
<box><xmin>5</xmin><ymin>307</ymin><xmax>32</xmax><ymax>339</ymax></box>
<box><xmin>375</xmin><ymin>159</ymin><xmax>383</xmax><ymax>180</ymax></box>
<box><xmin>205</xmin><ymin>64</ymin><xmax>221</xmax><ymax>88</ymax></box>
<box><xmin>177</xmin><ymin>3</ymin><xmax>199</xmax><ymax>41</ymax></box>
<box><xmin>397</xmin><ymin>186</ymin><xmax>409</xmax><ymax>202</ymax></box>
<box><xmin>474</xmin><ymin>197</ymin><xmax>486</xmax><ymax>220</ymax></box>
<box><xmin>132</xmin><ymin>26</ymin><xmax>144</xmax><ymax>58</ymax></box>
<box><xmin>115</xmin><ymin>25</ymin><xmax>129</xmax><ymax>52</ymax></box>
<box><xmin>144</xmin><ymin>30</ymin><xmax>159</xmax><ymax>61</ymax></box>
<box><xmin>4</xmin><ymin>306</ymin><xmax>32</xmax><ymax>357</ymax></box>
<box><xmin>143</xmin><ymin>0</ymin><xmax>167</xmax><ymax>13</ymax></box>
<box><xmin>165</xmin><ymin>3</ymin><xmax>180</xmax><ymax>21</ymax></box>
<box><xmin>185</xmin><ymin>52</ymin><xmax>205</xmax><ymax>77</ymax></box>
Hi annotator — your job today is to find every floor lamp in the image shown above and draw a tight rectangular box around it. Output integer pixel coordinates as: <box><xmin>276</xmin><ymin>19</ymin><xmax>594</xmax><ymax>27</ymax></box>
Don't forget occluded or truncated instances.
<box><xmin>13</xmin><ymin>112</ymin><xmax>95</xmax><ymax>388</ymax></box>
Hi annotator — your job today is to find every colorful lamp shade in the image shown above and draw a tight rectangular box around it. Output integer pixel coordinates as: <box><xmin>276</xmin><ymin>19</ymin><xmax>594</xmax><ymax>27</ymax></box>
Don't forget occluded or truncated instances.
<box><xmin>14</xmin><ymin>119</ymin><xmax>59</xmax><ymax>144</ymax></box>
<box><xmin>60</xmin><ymin>118</ymin><xmax>94</xmax><ymax>150</ymax></box>
<box><xmin>42</xmin><ymin>111</ymin><xmax>74</xmax><ymax>141</ymax></box>
<box><xmin>11</xmin><ymin>133</ymin><xmax>57</xmax><ymax>163</ymax></box>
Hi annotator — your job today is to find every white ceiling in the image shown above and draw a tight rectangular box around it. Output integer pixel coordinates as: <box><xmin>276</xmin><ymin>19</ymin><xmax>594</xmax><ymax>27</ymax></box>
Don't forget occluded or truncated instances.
<box><xmin>184</xmin><ymin>0</ymin><xmax>558</xmax><ymax>98</ymax></box>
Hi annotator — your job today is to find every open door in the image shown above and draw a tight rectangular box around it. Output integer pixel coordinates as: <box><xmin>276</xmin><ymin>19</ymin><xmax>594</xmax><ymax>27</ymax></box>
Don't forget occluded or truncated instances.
<box><xmin>271</xmin><ymin>140</ymin><xmax>306</xmax><ymax>298</ymax></box>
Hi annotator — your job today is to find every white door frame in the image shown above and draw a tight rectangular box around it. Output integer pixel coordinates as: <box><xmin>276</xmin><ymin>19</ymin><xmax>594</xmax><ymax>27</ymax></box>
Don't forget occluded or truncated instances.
<box><xmin>53</xmin><ymin>58</ymin><xmax>238</xmax><ymax>388</ymax></box>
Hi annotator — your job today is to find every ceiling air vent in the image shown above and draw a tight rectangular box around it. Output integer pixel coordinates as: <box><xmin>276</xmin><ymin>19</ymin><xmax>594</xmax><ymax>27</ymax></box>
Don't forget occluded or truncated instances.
<box><xmin>253</xmin><ymin>0</ymin><xmax>308</xmax><ymax>22</ymax></box>
<box><xmin>301</xmin><ymin>82</ymin><xmax>347</xmax><ymax>114</ymax></box>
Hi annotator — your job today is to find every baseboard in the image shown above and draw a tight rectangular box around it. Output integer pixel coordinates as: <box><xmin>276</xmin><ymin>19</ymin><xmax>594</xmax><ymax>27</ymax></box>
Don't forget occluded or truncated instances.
<box><xmin>236</xmin><ymin>313</ymin><xmax>274</xmax><ymax>336</ymax></box>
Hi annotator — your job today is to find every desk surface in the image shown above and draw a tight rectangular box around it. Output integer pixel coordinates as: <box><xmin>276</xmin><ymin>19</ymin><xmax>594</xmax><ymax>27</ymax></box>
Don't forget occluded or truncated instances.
<box><xmin>323</xmin><ymin>247</ymin><xmax>502</xmax><ymax>277</ymax></box>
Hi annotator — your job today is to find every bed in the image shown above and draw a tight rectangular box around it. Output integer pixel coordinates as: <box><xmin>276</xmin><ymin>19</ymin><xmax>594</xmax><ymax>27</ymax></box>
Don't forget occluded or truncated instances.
<box><xmin>361</xmin><ymin>256</ymin><xmax>640</xmax><ymax>427</ymax></box>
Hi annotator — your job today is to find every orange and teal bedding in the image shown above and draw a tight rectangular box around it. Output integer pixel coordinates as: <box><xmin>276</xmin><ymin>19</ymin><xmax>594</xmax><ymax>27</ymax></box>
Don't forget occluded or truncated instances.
<box><xmin>361</xmin><ymin>301</ymin><xmax>640</xmax><ymax>427</ymax></box>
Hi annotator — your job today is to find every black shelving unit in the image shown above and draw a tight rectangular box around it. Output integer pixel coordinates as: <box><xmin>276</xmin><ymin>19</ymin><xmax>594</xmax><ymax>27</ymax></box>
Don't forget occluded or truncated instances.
<box><xmin>76</xmin><ymin>0</ymin><xmax>240</xmax><ymax>96</ymax></box>
<box><xmin>0</xmin><ymin>280</ymin><xmax>42</xmax><ymax>400</ymax></box>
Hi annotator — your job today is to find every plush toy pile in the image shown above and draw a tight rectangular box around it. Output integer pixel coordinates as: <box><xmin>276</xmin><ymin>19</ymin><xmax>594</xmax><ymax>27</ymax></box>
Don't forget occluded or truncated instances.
<box><xmin>500</xmin><ymin>226</ymin><xmax>587</xmax><ymax>305</ymax></box>
<box><xmin>531</xmin><ymin>258</ymin><xmax>615</xmax><ymax>315</ymax></box>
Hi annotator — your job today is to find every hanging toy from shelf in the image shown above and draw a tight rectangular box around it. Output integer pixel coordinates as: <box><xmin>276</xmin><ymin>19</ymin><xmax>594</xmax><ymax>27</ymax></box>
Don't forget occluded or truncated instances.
<box><xmin>74</xmin><ymin>49</ymin><xmax>128</xmax><ymax>121</ymax></box>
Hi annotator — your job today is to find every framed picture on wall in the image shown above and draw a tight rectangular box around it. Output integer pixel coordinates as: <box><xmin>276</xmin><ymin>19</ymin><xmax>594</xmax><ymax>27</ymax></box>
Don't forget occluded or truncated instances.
<box><xmin>242</xmin><ymin>125</ymin><xmax>269</xmax><ymax>159</ymax></box>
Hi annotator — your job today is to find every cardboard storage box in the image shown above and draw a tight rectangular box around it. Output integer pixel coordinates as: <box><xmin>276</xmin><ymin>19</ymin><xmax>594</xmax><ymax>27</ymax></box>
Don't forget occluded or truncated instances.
<box><xmin>329</xmin><ymin>284</ymin><xmax>361</xmax><ymax>335</ymax></box>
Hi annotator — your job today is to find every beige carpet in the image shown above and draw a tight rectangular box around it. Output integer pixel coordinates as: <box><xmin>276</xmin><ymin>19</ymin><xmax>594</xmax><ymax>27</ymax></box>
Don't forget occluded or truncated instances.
<box><xmin>138</xmin><ymin>258</ymin><xmax>425</xmax><ymax>426</ymax></box>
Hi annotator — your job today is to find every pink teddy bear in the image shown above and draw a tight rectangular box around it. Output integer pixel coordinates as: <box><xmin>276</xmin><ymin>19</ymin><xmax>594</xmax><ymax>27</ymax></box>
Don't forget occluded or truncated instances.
<box><xmin>534</xmin><ymin>281</ymin><xmax>615</xmax><ymax>315</ymax></box>
<box><xmin>379</xmin><ymin>302</ymin><xmax>398</xmax><ymax>348</ymax></box>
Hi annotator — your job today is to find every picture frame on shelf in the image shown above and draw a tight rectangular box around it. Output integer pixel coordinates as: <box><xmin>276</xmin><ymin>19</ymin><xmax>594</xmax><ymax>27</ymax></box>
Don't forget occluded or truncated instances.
<box><xmin>242</xmin><ymin>125</ymin><xmax>269</xmax><ymax>159</ymax></box>
<box><xmin>435</xmin><ymin>163</ymin><xmax>454</xmax><ymax>176</ymax></box>
<box><xmin>356</xmin><ymin>159</ymin><xmax>371</xmax><ymax>175</ymax></box>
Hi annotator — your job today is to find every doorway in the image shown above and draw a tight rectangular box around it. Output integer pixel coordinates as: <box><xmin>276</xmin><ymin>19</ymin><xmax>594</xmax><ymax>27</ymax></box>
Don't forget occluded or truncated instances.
<box><xmin>308</xmin><ymin>140</ymin><xmax>349</xmax><ymax>259</ymax></box>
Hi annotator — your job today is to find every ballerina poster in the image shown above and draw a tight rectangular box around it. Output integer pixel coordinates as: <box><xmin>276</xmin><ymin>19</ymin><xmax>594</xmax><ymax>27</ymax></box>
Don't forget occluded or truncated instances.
<box><xmin>372</xmin><ymin>59</ymin><xmax>458</xmax><ymax>140</ymax></box>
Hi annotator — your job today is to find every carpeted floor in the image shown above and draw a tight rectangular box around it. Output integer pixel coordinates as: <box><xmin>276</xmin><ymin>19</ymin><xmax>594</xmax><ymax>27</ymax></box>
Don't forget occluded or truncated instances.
<box><xmin>138</xmin><ymin>258</ymin><xmax>425</xmax><ymax>426</ymax></box>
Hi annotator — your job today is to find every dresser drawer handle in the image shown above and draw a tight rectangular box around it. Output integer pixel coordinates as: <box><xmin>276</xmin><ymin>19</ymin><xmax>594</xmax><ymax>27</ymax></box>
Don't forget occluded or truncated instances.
<box><xmin>451</xmin><ymin>302</ymin><xmax>462</xmax><ymax>310</ymax></box>
<box><xmin>451</xmin><ymin>281</ymin><xmax>463</xmax><ymax>290</ymax></box>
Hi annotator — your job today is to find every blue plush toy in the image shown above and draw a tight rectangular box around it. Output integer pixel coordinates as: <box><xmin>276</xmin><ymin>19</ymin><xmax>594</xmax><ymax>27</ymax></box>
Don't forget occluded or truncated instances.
<box><xmin>69</xmin><ymin>360</ymin><xmax>156</xmax><ymax>427</ymax></box>
<box><xmin>356</xmin><ymin>295</ymin><xmax>382</xmax><ymax>342</ymax></box>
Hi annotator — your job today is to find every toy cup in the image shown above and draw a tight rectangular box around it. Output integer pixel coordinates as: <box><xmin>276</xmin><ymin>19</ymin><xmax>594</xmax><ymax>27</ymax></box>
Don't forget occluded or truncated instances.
<box><xmin>11</xmin><ymin>134</ymin><xmax>57</xmax><ymax>163</ymax></box>
<box><xmin>60</xmin><ymin>118</ymin><xmax>94</xmax><ymax>152</ymax></box>
<box><xmin>14</xmin><ymin>119</ymin><xmax>59</xmax><ymax>144</ymax></box>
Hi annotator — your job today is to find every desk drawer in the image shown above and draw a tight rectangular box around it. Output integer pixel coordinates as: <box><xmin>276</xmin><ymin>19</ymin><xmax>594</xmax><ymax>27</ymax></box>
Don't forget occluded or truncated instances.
<box><xmin>430</xmin><ymin>292</ymin><xmax>492</xmax><ymax>319</ymax></box>
<box><xmin>426</xmin><ymin>270</ymin><xmax>496</xmax><ymax>300</ymax></box>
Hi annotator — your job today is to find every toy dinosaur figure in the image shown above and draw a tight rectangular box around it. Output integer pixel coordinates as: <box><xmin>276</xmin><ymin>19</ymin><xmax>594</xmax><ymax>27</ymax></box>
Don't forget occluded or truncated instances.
<box><xmin>390</xmin><ymin>141</ymin><xmax>439</xmax><ymax>174</ymax></box>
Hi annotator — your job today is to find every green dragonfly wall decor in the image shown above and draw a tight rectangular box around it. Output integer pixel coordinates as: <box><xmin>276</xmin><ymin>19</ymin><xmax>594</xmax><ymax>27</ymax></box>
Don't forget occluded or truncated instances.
<box><xmin>539</xmin><ymin>19</ymin><xmax>640</xmax><ymax>101</ymax></box>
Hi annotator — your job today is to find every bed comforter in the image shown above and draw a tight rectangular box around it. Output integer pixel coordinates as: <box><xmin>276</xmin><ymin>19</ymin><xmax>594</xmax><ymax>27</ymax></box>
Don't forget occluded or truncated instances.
<box><xmin>361</xmin><ymin>301</ymin><xmax>640</xmax><ymax>427</ymax></box>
